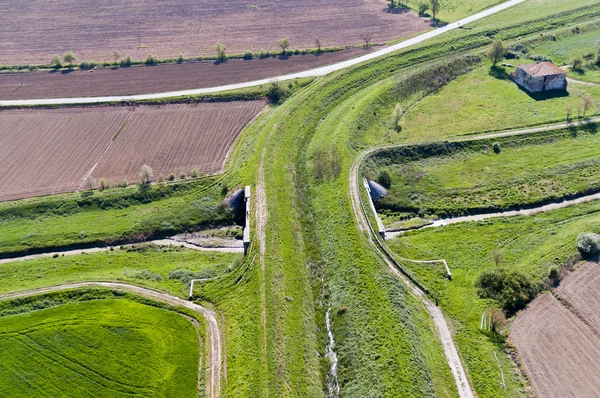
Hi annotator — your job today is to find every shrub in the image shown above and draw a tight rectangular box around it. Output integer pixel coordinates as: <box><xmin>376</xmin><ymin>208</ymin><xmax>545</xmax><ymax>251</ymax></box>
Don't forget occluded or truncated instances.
<box><xmin>337</xmin><ymin>306</ymin><xmax>348</xmax><ymax>315</ymax></box>
<box><xmin>120</xmin><ymin>55</ymin><xmax>132</xmax><ymax>67</ymax></box>
<box><xmin>577</xmin><ymin>232</ymin><xmax>600</xmax><ymax>255</ymax></box>
<box><xmin>215</xmin><ymin>42</ymin><xmax>227</xmax><ymax>62</ymax></box>
<box><xmin>167</xmin><ymin>173</ymin><xmax>176</xmax><ymax>181</ymax></box>
<box><xmin>191</xmin><ymin>168</ymin><xmax>199</xmax><ymax>178</ymax></box>
<box><xmin>378</xmin><ymin>170</ymin><xmax>392</xmax><ymax>188</ymax></box>
<box><xmin>529</xmin><ymin>54</ymin><xmax>552</xmax><ymax>62</ymax></box>
<box><xmin>243</xmin><ymin>50</ymin><xmax>253</xmax><ymax>60</ymax></box>
<box><xmin>139</xmin><ymin>164</ymin><xmax>153</xmax><ymax>184</ymax></box>
<box><xmin>145</xmin><ymin>54</ymin><xmax>158</xmax><ymax>65</ymax></box>
<box><xmin>572</xmin><ymin>57</ymin><xmax>584</xmax><ymax>72</ymax></box>
<box><xmin>418</xmin><ymin>3</ymin><xmax>429</xmax><ymax>16</ymax></box>
<box><xmin>179</xmin><ymin>173</ymin><xmax>186</xmax><ymax>180</ymax></box>
<box><xmin>476</xmin><ymin>268</ymin><xmax>540</xmax><ymax>314</ymax></box>
<box><xmin>266</xmin><ymin>82</ymin><xmax>290</xmax><ymax>104</ymax></box>
<box><xmin>99</xmin><ymin>178</ymin><xmax>108</xmax><ymax>190</ymax></box>
<box><xmin>493</xmin><ymin>142</ymin><xmax>501</xmax><ymax>153</ymax></box>
<box><xmin>176</xmin><ymin>53</ymin><xmax>184</xmax><ymax>63</ymax></box>
<box><xmin>79</xmin><ymin>60</ymin><xmax>96</xmax><ymax>69</ymax></box>
<box><xmin>51</xmin><ymin>55</ymin><xmax>62</xmax><ymax>68</ymax></box>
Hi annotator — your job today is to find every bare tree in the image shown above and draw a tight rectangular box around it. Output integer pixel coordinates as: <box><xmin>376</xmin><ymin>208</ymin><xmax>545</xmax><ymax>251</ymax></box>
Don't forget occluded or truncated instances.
<box><xmin>565</xmin><ymin>104</ymin><xmax>573</xmax><ymax>122</ymax></box>
<box><xmin>429</xmin><ymin>0</ymin><xmax>441</xmax><ymax>20</ymax></box>
<box><xmin>487</xmin><ymin>40</ymin><xmax>506</xmax><ymax>67</ymax></box>
<box><xmin>82</xmin><ymin>175</ymin><xmax>96</xmax><ymax>191</ymax></box>
<box><xmin>393</xmin><ymin>104</ymin><xmax>402</xmax><ymax>131</ymax></box>
<box><xmin>492</xmin><ymin>250</ymin><xmax>504</xmax><ymax>267</ymax></box>
<box><xmin>582</xmin><ymin>94</ymin><xmax>595</xmax><ymax>118</ymax></box>
<box><xmin>362</xmin><ymin>34</ymin><xmax>373</xmax><ymax>48</ymax></box>
<box><xmin>112</xmin><ymin>51</ymin><xmax>122</xmax><ymax>65</ymax></box>
<box><xmin>315</xmin><ymin>38</ymin><xmax>322</xmax><ymax>53</ymax></box>
<box><xmin>139</xmin><ymin>164</ymin><xmax>153</xmax><ymax>184</ymax></box>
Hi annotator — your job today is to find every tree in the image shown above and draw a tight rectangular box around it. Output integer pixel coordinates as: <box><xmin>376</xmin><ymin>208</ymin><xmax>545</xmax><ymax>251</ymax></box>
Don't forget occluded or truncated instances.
<box><xmin>429</xmin><ymin>0</ymin><xmax>441</xmax><ymax>20</ymax></box>
<box><xmin>139</xmin><ymin>164</ymin><xmax>153</xmax><ymax>184</ymax></box>
<box><xmin>362</xmin><ymin>34</ymin><xmax>373</xmax><ymax>48</ymax></box>
<box><xmin>418</xmin><ymin>3</ymin><xmax>430</xmax><ymax>16</ymax></box>
<box><xmin>582</xmin><ymin>94</ymin><xmax>595</xmax><ymax>117</ymax></box>
<box><xmin>51</xmin><ymin>54</ymin><xmax>62</xmax><ymax>68</ymax></box>
<box><xmin>215</xmin><ymin>42</ymin><xmax>227</xmax><ymax>62</ymax></box>
<box><xmin>278</xmin><ymin>38</ymin><xmax>290</xmax><ymax>54</ymax></box>
<box><xmin>571</xmin><ymin>57</ymin><xmax>584</xmax><ymax>72</ymax></box>
<box><xmin>82</xmin><ymin>175</ymin><xmax>96</xmax><ymax>191</ymax></box>
<box><xmin>487</xmin><ymin>40</ymin><xmax>506</xmax><ymax>67</ymax></box>
<box><xmin>63</xmin><ymin>51</ymin><xmax>76</xmax><ymax>67</ymax></box>
<box><xmin>565</xmin><ymin>104</ymin><xmax>573</xmax><ymax>122</ymax></box>
<box><xmin>492</xmin><ymin>250</ymin><xmax>504</xmax><ymax>267</ymax></box>
<box><xmin>315</xmin><ymin>38</ymin><xmax>322</xmax><ymax>53</ymax></box>
<box><xmin>112</xmin><ymin>51</ymin><xmax>121</xmax><ymax>65</ymax></box>
<box><xmin>577</xmin><ymin>232</ymin><xmax>600</xmax><ymax>255</ymax></box>
<box><xmin>377</xmin><ymin>170</ymin><xmax>392</xmax><ymax>188</ymax></box>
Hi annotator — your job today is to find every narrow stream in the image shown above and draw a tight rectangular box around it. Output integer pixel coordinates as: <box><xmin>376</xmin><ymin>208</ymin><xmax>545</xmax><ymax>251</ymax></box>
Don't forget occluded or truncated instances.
<box><xmin>325</xmin><ymin>303</ymin><xmax>340</xmax><ymax>398</ymax></box>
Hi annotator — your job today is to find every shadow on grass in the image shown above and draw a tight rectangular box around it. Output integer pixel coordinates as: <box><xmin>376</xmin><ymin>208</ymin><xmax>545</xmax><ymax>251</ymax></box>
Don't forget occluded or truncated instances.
<box><xmin>488</xmin><ymin>66</ymin><xmax>510</xmax><ymax>80</ymax></box>
<box><xmin>430</xmin><ymin>19</ymin><xmax>448</xmax><ymax>27</ymax></box>
<box><xmin>525</xmin><ymin>88</ymin><xmax>569</xmax><ymax>101</ymax></box>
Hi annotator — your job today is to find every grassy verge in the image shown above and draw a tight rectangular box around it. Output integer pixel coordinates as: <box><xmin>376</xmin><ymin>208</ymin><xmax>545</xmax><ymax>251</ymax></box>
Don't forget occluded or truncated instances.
<box><xmin>367</xmin><ymin>125</ymin><xmax>600</xmax><ymax>218</ymax></box>
<box><xmin>0</xmin><ymin>296</ymin><xmax>199</xmax><ymax>397</ymax></box>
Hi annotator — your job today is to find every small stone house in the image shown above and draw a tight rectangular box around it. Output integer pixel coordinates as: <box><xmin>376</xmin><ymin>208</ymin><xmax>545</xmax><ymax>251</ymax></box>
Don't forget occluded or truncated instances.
<box><xmin>512</xmin><ymin>62</ymin><xmax>567</xmax><ymax>93</ymax></box>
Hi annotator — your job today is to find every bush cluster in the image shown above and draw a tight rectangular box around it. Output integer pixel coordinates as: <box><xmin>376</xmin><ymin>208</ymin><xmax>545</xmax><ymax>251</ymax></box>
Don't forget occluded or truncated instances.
<box><xmin>577</xmin><ymin>232</ymin><xmax>600</xmax><ymax>255</ymax></box>
<box><xmin>476</xmin><ymin>268</ymin><xmax>540</xmax><ymax>314</ymax></box>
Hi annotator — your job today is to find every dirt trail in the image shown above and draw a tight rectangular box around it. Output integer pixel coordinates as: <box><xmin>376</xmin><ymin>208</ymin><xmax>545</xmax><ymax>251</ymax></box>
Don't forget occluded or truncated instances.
<box><xmin>0</xmin><ymin>239</ymin><xmax>242</xmax><ymax>265</ymax></box>
<box><xmin>0</xmin><ymin>282</ymin><xmax>221</xmax><ymax>398</ymax></box>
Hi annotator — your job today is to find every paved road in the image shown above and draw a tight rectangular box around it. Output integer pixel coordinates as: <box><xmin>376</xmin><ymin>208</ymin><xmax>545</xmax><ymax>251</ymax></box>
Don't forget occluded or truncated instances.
<box><xmin>0</xmin><ymin>0</ymin><xmax>527</xmax><ymax>107</ymax></box>
<box><xmin>0</xmin><ymin>282</ymin><xmax>222</xmax><ymax>398</ymax></box>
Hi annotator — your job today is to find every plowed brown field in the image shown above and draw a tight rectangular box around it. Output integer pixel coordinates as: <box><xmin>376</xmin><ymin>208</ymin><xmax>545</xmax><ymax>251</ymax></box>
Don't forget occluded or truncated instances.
<box><xmin>0</xmin><ymin>102</ymin><xmax>264</xmax><ymax>201</ymax></box>
<box><xmin>0</xmin><ymin>49</ymin><xmax>370</xmax><ymax>100</ymax></box>
<box><xmin>511</xmin><ymin>263</ymin><xmax>600</xmax><ymax>398</ymax></box>
<box><xmin>0</xmin><ymin>0</ymin><xmax>429</xmax><ymax>66</ymax></box>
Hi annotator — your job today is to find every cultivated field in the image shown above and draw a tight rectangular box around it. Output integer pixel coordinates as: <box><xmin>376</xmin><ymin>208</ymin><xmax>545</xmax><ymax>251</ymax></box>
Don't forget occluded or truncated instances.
<box><xmin>511</xmin><ymin>292</ymin><xmax>600</xmax><ymax>398</ymax></box>
<box><xmin>0</xmin><ymin>49</ymin><xmax>369</xmax><ymax>100</ymax></box>
<box><xmin>556</xmin><ymin>261</ymin><xmax>600</xmax><ymax>334</ymax></box>
<box><xmin>0</xmin><ymin>102</ymin><xmax>264</xmax><ymax>201</ymax></box>
<box><xmin>0</xmin><ymin>298</ymin><xmax>199</xmax><ymax>397</ymax></box>
<box><xmin>0</xmin><ymin>0</ymin><xmax>429</xmax><ymax>66</ymax></box>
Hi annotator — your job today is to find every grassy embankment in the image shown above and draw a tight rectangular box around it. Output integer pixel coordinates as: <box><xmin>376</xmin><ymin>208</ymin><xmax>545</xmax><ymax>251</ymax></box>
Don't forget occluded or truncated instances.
<box><xmin>367</xmin><ymin>125</ymin><xmax>600</xmax><ymax>220</ymax></box>
<box><xmin>386</xmin><ymin>199</ymin><xmax>600</xmax><ymax>397</ymax></box>
<box><xmin>0</xmin><ymin>296</ymin><xmax>199</xmax><ymax>397</ymax></box>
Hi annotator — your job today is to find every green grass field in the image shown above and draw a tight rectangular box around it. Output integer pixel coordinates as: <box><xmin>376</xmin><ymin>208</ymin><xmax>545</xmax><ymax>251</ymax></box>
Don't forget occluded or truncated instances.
<box><xmin>385</xmin><ymin>199</ymin><xmax>600</xmax><ymax>397</ymax></box>
<box><xmin>0</xmin><ymin>298</ymin><xmax>199</xmax><ymax>397</ymax></box>
<box><xmin>369</xmin><ymin>126</ymin><xmax>600</xmax><ymax>218</ymax></box>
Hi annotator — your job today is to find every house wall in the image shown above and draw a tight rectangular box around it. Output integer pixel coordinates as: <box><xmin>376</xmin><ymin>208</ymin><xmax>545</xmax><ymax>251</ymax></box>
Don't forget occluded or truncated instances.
<box><xmin>514</xmin><ymin>67</ymin><xmax>567</xmax><ymax>93</ymax></box>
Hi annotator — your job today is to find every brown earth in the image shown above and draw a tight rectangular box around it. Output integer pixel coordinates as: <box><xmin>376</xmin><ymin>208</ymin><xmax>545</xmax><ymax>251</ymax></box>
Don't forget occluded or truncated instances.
<box><xmin>0</xmin><ymin>49</ymin><xmax>371</xmax><ymax>100</ymax></box>
<box><xmin>0</xmin><ymin>0</ymin><xmax>430</xmax><ymax>66</ymax></box>
<box><xmin>511</xmin><ymin>263</ymin><xmax>600</xmax><ymax>398</ymax></box>
<box><xmin>0</xmin><ymin>101</ymin><xmax>265</xmax><ymax>201</ymax></box>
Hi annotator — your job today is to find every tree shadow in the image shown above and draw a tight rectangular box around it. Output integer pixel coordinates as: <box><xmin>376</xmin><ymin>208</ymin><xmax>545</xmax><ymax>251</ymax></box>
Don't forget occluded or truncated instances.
<box><xmin>60</xmin><ymin>68</ymin><xmax>76</xmax><ymax>74</ymax></box>
<box><xmin>580</xmin><ymin>120</ymin><xmax>598</xmax><ymax>134</ymax></box>
<box><xmin>386</xmin><ymin>5</ymin><xmax>410</xmax><ymax>14</ymax></box>
<box><xmin>488</xmin><ymin>65</ymin><xmax>510</xmax><ymax>80</ymax></box>
<box><xmin>430</xmin><ymin>19</ymin><xmax>448</xmax><ymax>27</ymax></box>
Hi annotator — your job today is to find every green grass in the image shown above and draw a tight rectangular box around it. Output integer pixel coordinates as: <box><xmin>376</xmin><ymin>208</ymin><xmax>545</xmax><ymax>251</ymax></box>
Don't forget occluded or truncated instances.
<box><xmin>369</xmin><ymin>126</ymin><xmax>600</xmax><ymax>218</ymax></box>
<box><xmin>534</xmin><ymin>28</ymin><xmax>600</xmax><ymax>64</ymax></box>
<box><xmin>0</xmin><ymin>244</ymin><xmax>241</xmax><ymax>297</ymax></box>
<box><xmin>404</xmin><ymin>0</ymin><xmax>503</xmax><ymax>23</ymax></box>
<box><xmin>401</xmin><ymin>63</ymin><xmax>600</xmax><ymax>141</ymax></box>
<box><xmin>0</xmin><ymin>298</ymin><xmax>199</xmax><ymax>397</ymax></box>
<box><xmin>385</xmin><ymin>199</ymin><xmax>600</xmax><ymax>397</ymax></box>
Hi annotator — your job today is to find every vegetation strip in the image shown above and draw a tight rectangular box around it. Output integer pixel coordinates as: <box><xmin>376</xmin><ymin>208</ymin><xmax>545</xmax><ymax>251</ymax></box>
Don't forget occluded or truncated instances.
<box><xmin>0</xmin><ymin>282</ymin><xmax>222</xmax><ymax>398</ymax></box>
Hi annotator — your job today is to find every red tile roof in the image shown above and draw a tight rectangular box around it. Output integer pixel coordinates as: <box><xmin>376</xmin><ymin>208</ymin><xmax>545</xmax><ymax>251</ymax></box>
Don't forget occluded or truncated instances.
<box><xmin>518</xmin><ymin>62</ymin><xmax>566</xmax><ymax>77</ymax></box>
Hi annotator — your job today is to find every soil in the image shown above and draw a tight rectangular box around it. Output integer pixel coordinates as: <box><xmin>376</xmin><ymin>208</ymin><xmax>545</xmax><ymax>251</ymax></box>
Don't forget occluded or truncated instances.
<box><xmin>0</xmin><ymin>102</ymin><xmax>265</xmax><ymax>201</ymax></box>
<box><xmin>512</xmin><ymin>263</ymin><xmax>600</xmax><ymax>398</ymax></box>
<box><xmin>0</xmin><ymin>49</ymin><xmax>371</xmax><ymax>100</ymax></box>
<box><xmin>0</xmin><ymin>0</ymin><xmax>429</xmax><ymax>66</ymax></box>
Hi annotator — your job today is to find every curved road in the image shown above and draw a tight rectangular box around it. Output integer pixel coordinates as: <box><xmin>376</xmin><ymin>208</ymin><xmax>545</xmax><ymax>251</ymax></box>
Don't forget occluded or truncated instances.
<box><xmin>0</xmin><ymin>0</ymin><xmax>527</xmax><ymax>107</ymax></box>
<box><xmin>0</xmin><ymin>282</ymin><xmax>222</xmax><ymax>398</ymax></box>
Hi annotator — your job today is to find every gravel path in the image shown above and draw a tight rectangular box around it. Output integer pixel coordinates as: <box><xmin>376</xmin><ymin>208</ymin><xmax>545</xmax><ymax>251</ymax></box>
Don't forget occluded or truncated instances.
<box><xmin>0</xmin><ymin>282</ymin><xmax>222</xmax><ymax>398</ymax></box>
<box><xmin>0</xmin><ymin>0</ymin><xmax>527</xmax><ymax>107</ymax></box>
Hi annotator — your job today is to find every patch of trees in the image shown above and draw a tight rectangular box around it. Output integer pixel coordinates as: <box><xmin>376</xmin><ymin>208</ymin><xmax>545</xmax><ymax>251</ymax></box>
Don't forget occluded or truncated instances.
<box><xmin>395</xmin><ymin>55</ymin><xmax>481</xmax><ymax>100</ymax></box>
<box><xmin>476</xmin><ymin>268</ymin><xmax>540</xmax><ymax>315</ymax></box>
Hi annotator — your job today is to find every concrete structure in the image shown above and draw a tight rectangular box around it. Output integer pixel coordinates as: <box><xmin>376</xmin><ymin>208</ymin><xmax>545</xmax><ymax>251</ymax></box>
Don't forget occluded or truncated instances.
<box><xmin>243</xmin><ymin>186</ymin><xmax>251</xmax><ymax>255</ymax></box>
<box><xmin>363</xmin><ymin>179</ymin><xmax>386</xmax><ymax>240</ymax></box>
<box><xmin>512</xmin><ymin>62</ymin><xmax>567</xmax><ymax>93</ymax></box>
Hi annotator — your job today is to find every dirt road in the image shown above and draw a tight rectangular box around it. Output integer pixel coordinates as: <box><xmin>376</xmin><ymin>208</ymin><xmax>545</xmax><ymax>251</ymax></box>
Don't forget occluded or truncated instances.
<box><xmin>0</xmin><ymin>282</ymin><xmax>222</xmax><ymax>398</ymax></box>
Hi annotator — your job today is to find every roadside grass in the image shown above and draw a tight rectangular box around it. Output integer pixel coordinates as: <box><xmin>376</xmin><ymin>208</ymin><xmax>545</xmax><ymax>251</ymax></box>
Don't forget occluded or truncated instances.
<box><xmin>385</xmin><ymin>199</ymin><xmax>600</xmax><ymax>397</ymax></box>
<box><xmin>369</xmin><ymin>126</ymin><xmax>600</xmax><ymax>218</ymax></box>
<box><xmin>0</xmin><ymin>244</ymin><xmax>241</xmax><ymax>297</ymax></box>
<box><xmin>401</xmin><ymin>62</ymin><xmax>600</xmax><ymax>141</ymax></box>
<box><xmin>0</xmin><ymin>298</ymin><xmax>199</xmax><ymax>397</ymax></box>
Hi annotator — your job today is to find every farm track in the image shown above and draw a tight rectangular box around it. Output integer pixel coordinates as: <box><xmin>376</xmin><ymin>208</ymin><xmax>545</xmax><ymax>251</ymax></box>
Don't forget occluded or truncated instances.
<box><xmin>351</xmin><ymin>118</ymin><xmax>600</xmax><ymax>398</ymax></box>
<box><xmin>0</xmin><ymin>282</ymin><xmax>222</xmax><ymax>398</ymax></box>
<box><xmin>0</xmin><ymin>0</ymin><xmax>528</xmax><ymax>107</ymax></box>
